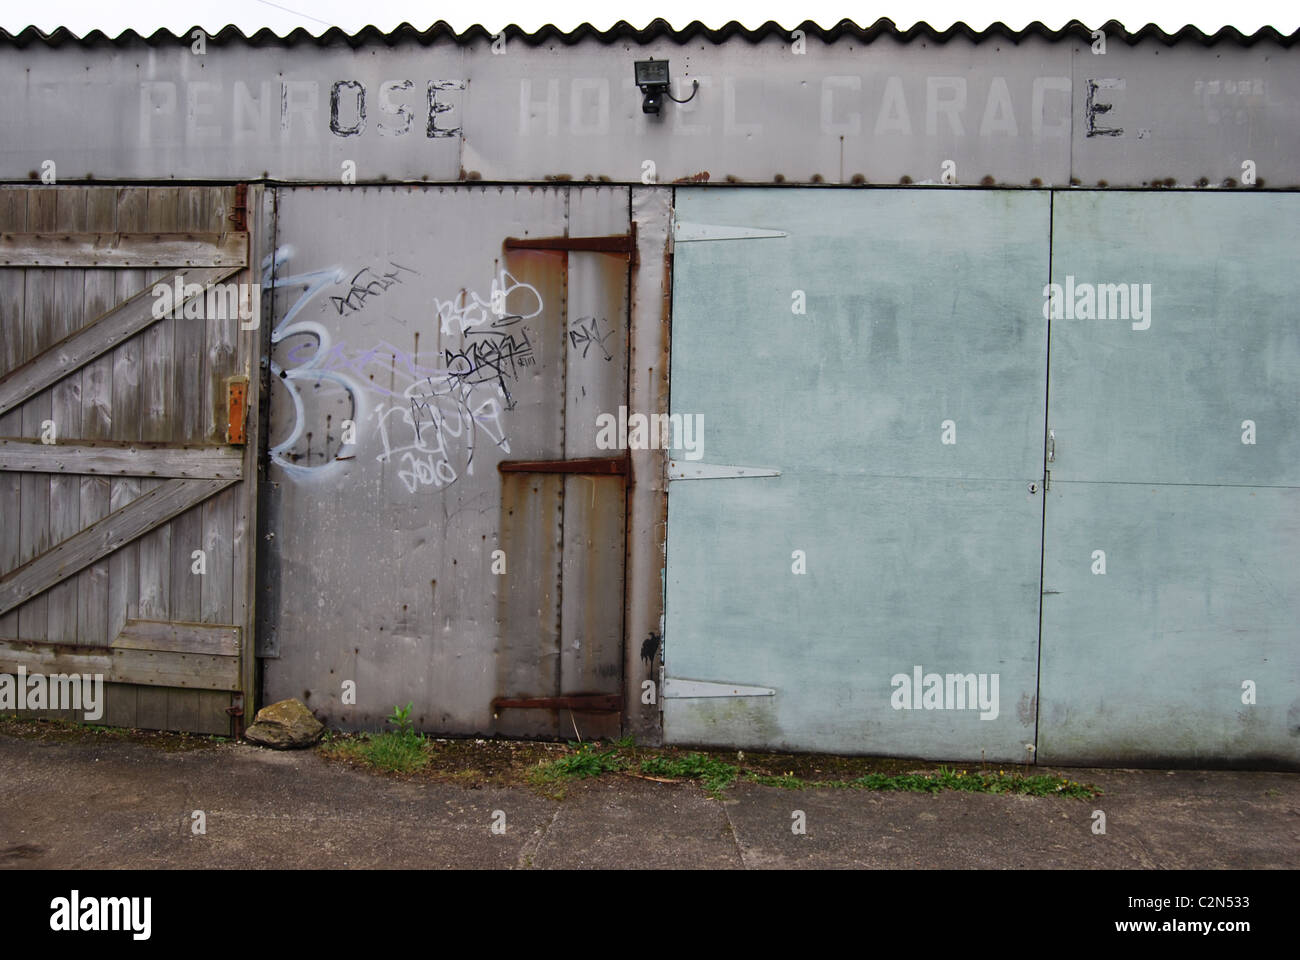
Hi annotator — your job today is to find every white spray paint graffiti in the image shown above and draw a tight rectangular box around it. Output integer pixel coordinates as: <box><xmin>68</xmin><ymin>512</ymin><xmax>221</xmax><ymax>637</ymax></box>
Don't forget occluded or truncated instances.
<box><xmin>264</xmin><ymin>246</ymin><xmax>366</xmax><ymax>479</ymax></box>
<box><xmin>266</xmin><ymin>249</ymin><xmax>542</xmax><ymax>492</ymax></box>
<box><xmin>374</xmin><ymin>375</ymin><xmax>511</xmax><ymax>493</ymax></box>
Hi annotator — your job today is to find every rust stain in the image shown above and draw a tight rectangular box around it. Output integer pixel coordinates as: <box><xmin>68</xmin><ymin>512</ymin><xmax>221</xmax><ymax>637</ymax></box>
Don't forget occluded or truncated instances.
<box><xmin>504</xmin><ymin>233</ymin><xmax>634</xmax><ymax>254</ymax></box>
<box><xmin>499</xmin><ymin>455</ymin><xmax>628</xmax><ymax>475</ymax></box>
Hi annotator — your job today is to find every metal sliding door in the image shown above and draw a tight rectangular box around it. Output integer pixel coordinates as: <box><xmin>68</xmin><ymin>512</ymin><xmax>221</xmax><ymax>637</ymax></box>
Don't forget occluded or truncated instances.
<box><xmin>664</xmin><ymin>188</ymin><xmax>1050</xmax><ymax>759</ymax></box>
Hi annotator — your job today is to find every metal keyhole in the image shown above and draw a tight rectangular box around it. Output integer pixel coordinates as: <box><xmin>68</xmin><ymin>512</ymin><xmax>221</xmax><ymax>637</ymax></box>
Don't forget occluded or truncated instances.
<box><xmin>1028</xmin><ymin>482</ymin><xmax>1039</xmax><ymax>494</ymax></box>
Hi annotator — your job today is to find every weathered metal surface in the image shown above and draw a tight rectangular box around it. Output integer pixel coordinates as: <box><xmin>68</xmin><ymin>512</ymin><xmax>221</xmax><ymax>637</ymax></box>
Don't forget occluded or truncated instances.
<box><xmin>664</xmin><ymin>187</ymin><xmax>1049</xmax><ymax>760</ymax></box>
<box><xmin>623</xmin><ymin>186</ymin><xmax>673</xmax><ymax>746</ymax></box>
<box><xmin>259</xmin><ymin>184</ymin><xmax>631</xmax><ymax>734</ymax></box>
<box><xmin>1</xmin><ymin>29</ymin><xmax>1296</xmax><ymax>187</ymax></box>
<box><xmin>559</xmin><ymin>190</ymin><xmax>631</xmax><ymax>742</ymax></box>
<box><xmin>492</xmin><ymin>694</ymin><xmax>622</xmax><ymax>712</ymax></box>
<box><xmin>1038</xmin><ymin>192</ymin><xmax>1300</xmax><ymax>766</ymax></box>
<box><xmin>496</xmin><ymin>472</ymin><xmax>564</xmax><ymax>739</ymax></box>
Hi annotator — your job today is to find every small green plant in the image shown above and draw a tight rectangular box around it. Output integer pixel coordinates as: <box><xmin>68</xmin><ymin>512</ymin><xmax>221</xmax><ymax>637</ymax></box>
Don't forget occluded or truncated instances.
<box><xmin>387</xmin><ymin>702</ymin><xmax>415</xmax><ymax>735</ymax></box>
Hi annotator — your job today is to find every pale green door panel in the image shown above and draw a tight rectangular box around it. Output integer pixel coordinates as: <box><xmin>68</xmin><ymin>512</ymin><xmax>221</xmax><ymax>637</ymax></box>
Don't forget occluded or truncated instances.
<box><xmin>1045</xmin><ymin>193</ymin><xmax>1300</xmax><ymax>487</ymax></box>
<box><xmin>1038</xmin><ymin>484</ymin><xmax>1300</xmax><ymax>764</ymax></box>
<box><xmin>665</xmin><ymin>188</ymin><xmax>1050</xmax><ymax>758</ymax></box>
<box><xmin>665</xmin><ymin>475</ymin><xmax>1043</xmax><ymax>759</ymax></box>
<box><xmin>669</xmin><ymin>189</ymin><xmax>1050</xmax><ymax>480</ymax></box>
<box><xmin>1040</xmin><ymin>192</ymin><xmax>1300</xmax><ymax>766</ymax></box>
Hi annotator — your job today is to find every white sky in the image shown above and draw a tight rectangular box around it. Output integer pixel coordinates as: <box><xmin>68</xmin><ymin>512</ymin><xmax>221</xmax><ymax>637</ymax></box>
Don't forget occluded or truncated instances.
<box><xmin>3</xmin><ymin>0</ymin><xmax>1297</xmax><ymax>36</ymax></box>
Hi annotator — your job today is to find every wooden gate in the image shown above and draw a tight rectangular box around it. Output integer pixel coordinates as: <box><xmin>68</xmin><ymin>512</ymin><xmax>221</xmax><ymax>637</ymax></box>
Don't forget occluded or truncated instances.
<box><xmin>0</xmin><ymin>185</ymin><xmax>263</xmax><ymax>735</ymax></box>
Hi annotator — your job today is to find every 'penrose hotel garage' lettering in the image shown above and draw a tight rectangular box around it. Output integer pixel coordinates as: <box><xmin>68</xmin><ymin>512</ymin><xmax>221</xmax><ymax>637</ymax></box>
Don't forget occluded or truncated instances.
<box><xmin>135</xmin><ymin>75</ymin><xmax>1095</xmax><ymax>144</ymax></box>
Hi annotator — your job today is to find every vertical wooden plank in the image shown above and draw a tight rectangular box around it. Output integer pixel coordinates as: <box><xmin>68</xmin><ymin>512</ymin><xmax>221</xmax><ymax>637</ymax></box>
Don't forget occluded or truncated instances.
<box><xmin>165</xmin><ymin>187</ymin><xmax>209</xmax><ymax>734</ymax></box>
<box><xmin>133</xmin><ymin>188</ymin><xmax>179</xmax><ymax>731</ymax></box>
<box><xmin>17</xmin><ymin>189</ymin><xmax>58</xmax><ymax>652</ymax></box>
<box><xmin>0</xmin><ymin>188</ymin><xmax>28</xmax><ymax>644</ymax></box>
<box><xmin>201</xmin><ymin>187</ymin><xmax>237</xmax><ymax>713</ymax></box>
<box><xmin>47</xmin><ymin>187</ymin><xmax>88</xmax><ymax>650</ymax></box>
<box><xmin>104</xmin><ymin>186</ymin><xmax>149</xmax><ymax>730</ymax></box>
<box><xmin>76</xmin><ymin>188</ymin><xmax>118</xmax><ymax>652</ymax></box>
<box><xmin>228</xmin><ymin>182</ymin><xmax>267</xmax><ymax>735</ymax></box>
<box><xmin>170</xmin><ymin>190</ymin><xmax>206</xmax><ymax>623</ymax></box>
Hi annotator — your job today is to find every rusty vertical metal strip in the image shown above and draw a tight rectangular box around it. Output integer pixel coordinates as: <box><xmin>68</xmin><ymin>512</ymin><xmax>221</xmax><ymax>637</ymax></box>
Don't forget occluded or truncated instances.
<box><xmin>492</xmin><ymin>234</ymin><xmax>570</xmax><ymax>739</ymax></box>
<box><xmin>558</xmin><ymin>187</ymin><xmax>631</xmax><ymax>742</ymax></box>
<box><xmin>622</xmin><ymin>186</ymin><xmax>674</xmax><ymax>746</ymax></box>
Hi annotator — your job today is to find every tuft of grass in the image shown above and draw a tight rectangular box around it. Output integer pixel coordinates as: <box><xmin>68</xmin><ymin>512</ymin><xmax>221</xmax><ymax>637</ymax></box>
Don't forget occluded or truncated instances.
<box><xmin>529</xmin><ymin>743</ymin><xmax>624</xmax><ymax>785</ymax></box>
<box><xmin>321</xmin><ymin>703</ymin><xmax>431</xmax><ymax>773</ymax></box>
<box><xmin>739</xmin><ymin>765</ymin><xmax>1099</xmax><ymax>799</ymax></box>
<box><xmin>330</xmin><ymin>730</ymin><xmax>426</xmax><ymax>773</ymax></box>
<box><xmin>639</xmin><ymin>753</ymin><xmax>738</xmax><ymax>797</ymax></box>
<box><xmin>525</xmin><ymin>744</ymin><xmax>1100</xmax><ymax>801</ymax></box>
<box><xmin>744</xmin><ymin>772</ymin><xmax>807</xmax><ymax>790</ymax></box>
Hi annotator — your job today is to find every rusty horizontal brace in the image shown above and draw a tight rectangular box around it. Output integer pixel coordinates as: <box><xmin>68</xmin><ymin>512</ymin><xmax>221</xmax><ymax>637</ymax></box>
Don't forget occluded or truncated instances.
<box><xmin>498</xmin><ymin>455</ymin><xmax>628</xmax><ymax>476</ymax></box>
<box><xmin>504</xmin><ymin>231</ymin><xmax>635</xmax><ymax>255</ymax></box>
<box><xmin>492</xmin><ymin>695</ymin><xmax>624</xmax><ymax>714</ymax></box>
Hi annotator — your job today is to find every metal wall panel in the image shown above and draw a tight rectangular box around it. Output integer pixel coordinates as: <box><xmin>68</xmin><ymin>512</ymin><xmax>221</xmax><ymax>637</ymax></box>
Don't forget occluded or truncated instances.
<box><xmin>664</xmin><ymin>187</ymin><xmax>1049</xmax><ymax>759</ymax></box>
<box><xmin>260</xmin><ymin>184</ymin><xmax>630</xmax><ymax>734</ymax></box>
<box><xmin>1</xmin><ymin>36</ymin><xmax>1296</xmax><ymax>187</ymax></box>
<box><xmin>1039</xmin><ymin>192</ymin><xmax>1300</xmax><ymax>765</ymax></box>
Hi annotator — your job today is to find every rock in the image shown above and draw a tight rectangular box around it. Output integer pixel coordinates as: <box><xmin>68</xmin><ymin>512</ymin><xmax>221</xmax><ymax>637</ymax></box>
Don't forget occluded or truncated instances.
<box><xmin>244</xmin><ymin>698</ymin><xmax>324</xmax><ymax>749</ymax></box>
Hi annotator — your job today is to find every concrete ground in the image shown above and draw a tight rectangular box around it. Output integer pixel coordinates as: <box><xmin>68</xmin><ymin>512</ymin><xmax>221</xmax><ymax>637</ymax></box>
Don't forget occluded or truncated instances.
<box><xmin>0</xmin><ymin>732</ymin><xmax>1296</xmax><ymax>869</ymax></box>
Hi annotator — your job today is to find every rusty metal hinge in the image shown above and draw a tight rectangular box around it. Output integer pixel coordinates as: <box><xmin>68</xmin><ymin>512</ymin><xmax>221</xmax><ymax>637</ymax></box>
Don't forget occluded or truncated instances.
<box><xmin>498</xmin><ymin>455</ymin><xmax>628</xmax><ymax>476</ymax></box>
<box><xmin>667</xmin><ymin>461</ymin><xmax>781</xmax><ymax>480</ymax></box>
<box><xmin>673</xmin><ymin>220</ymin><xmax>787</xmax><ymax>243</ymax></box>
<box><xmin>228</xmin><ymin>184</ymin><xmax>248</xmax><ymax>232</ymax></box>
<box><xmin>226</xmin><ymin>693</ymin><xmax>246</xmax><ymax>738</ymax></box>
<box><xmin>662</xmin><ymin>679</ymin><xmax>776</xmax><ymax>698</ymax></box>
<box><xmin>226</xmin><ymin>376</ymin><xmax>249</xmax><ymax>445</ymax></box>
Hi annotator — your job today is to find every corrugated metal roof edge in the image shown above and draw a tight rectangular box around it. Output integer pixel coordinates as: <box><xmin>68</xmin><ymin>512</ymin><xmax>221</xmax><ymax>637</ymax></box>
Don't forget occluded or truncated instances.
<box><xmin>2</xmin><ymin>17</ymin><xmax>1297</xmax><ymax>49</ymax></box>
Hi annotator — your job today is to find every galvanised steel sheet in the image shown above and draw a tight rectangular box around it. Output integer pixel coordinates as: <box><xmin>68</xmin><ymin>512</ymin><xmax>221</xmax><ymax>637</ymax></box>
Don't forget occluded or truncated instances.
<box><xmin>664</xmin><ymin>187</ymin><xmax>1049</xmax><ymax>760</ymax></box>
<box><xmin>1039</xmin><ymin>192</ymin><xmax>1300</xmax><ymax>765</ymax></box>
<box><xmin>259</xmin><ymin>183</ymin><xmax>630</xmax><ymax>733</ymax></box>
<box><xmin>0</xmin><ymin>31</ymin><xmax>1297</xmax><ymax>187</ymax></box>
